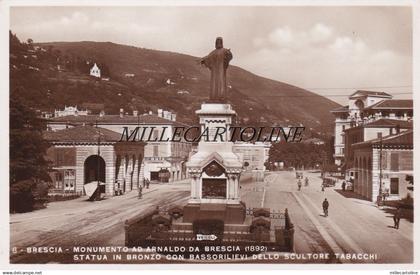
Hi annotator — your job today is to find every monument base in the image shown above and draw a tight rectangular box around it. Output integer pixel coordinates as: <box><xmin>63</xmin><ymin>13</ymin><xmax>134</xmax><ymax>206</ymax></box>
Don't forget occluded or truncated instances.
<box><xmin>183</xmin><ymin>202</ymin><xmax>246</xmax><ymax>224</ymax></box>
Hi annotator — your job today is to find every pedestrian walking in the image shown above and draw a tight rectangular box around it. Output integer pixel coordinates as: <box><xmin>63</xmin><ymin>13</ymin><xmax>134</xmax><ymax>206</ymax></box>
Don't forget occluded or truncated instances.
<box><xmin>342</xmin><ymin>181</ymin><xmax>346</xmax><ymax>191</ymax></box>
<box><xmin>138</xmin><ymin>185</ymin><xmax>143</xmax><ymax>199</ymax></box>
<box><xmin>297</xmin><ymin>179</ymin><xmax>302</xmax><ymax>191</ymax></box>
<box><xmin>393</xmin><ymin>207</ymin><xmax>401</xmax><ymax>229</ymax></box>
<box><xmin>146</xmin><ymin>178</ymin><xmax>150</xmax><ymax>189</ymax></box>
<box><xmin>143</xmin><ymin>177</ymin><xmax>146</xmax><ymax>188</ymax></box>
<box><xmin>322</xmin><ymin>198</ymin><xmax>329</xmax><ymax>217</ymax></box>
<box><xmin>304</xmin><ymin>177</ymin><xmax>309</xmax><ymax>187</ymax></box>
<box><xmin>321</xmin><ymin>182</ymin><xmax>325</xmax><ymax>192</ymax></box>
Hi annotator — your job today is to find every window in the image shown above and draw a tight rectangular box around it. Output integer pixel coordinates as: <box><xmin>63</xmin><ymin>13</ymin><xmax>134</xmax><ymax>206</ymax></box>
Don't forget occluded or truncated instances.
<box><xmin>55</xmin><ymin>172</ymin><xmax>63</xmax><ymax>189</ymax></box>
<box><xmin>153</xmin><ymin>129</ymin><xmax>159</xmax><ymax>139</ymax></box>
<box><xmin>153</xmin><ymin>145</ymin><xmax>159</xmax><ymax>157</ymax></box>
<box><xmin>64</xmin><ymin>170</ymin><xmax>76</xmax><ymax>191</ymax></box>
<box><xmin>390</xmin><ymin>178</ymin><xmax>399</xmax><ymax>195</ymax></box>
<box><xmin>390</xmin><ymin>153</ymin><xmax>399</xmax><ymax>171</ymax></box>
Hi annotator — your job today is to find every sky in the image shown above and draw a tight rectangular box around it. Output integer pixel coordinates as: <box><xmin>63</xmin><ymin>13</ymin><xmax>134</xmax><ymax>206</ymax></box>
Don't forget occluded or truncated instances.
<box><xmin>10</xmin><ymin>6</ymin><xmax>412</xmax><ymax>105</ymax></box>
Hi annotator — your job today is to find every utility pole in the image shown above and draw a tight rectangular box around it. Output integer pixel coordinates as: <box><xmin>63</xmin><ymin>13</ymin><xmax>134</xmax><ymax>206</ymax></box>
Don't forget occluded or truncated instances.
<box><xmin>377</xmin><ymin>134</ymin><xmax>383</xmax><ymax>206</ymax></box>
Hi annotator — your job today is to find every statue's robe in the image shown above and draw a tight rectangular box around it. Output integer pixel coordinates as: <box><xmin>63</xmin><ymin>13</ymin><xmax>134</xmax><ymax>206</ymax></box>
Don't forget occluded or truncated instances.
<box><xmin>202</xmin><ymin>48</ymin><xmax>233</xmax><ymax>102</ymax></box>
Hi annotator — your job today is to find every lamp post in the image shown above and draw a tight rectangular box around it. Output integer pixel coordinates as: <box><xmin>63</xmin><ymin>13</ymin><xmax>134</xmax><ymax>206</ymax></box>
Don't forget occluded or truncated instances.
<box><xmin>95</xmin><ymin>119</ymin><xmax>102</xmax><ymax>201</ymax></box>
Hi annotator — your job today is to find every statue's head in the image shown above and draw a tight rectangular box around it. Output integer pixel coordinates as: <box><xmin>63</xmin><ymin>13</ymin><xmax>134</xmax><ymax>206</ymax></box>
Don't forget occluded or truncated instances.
<box><xmin>215</xmin><ymin>37</ymin><xmax>223</xmax><ymax>49</ymax></box>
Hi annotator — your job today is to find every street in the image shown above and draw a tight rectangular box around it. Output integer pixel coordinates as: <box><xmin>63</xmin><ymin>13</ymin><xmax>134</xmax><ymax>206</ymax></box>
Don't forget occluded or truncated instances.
<box><xmin>10</xmin><ymin>171</ymin><xmax>413</xmax><ymax>263</ymax></box>
<box><xmin>241</xmin><ymin>170</ymin><xmax>413</xmax><ymax>263</ymax></box>
<box><xmin>10</xmin><ymin>180</ymin><xmax>190</xmax><ymax>263</ymax></box>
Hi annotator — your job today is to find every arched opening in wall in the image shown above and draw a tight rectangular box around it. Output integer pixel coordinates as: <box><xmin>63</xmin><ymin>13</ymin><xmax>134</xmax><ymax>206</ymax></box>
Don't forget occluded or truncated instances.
<box><xmin>355</xmin><ymin>99</ymin><xmax>365</xmax><ymax>117</ymax></box>
<box><xmin>84</xmin><ymin>155</ymin><xmax>106</xmax><ymax>193</ymax></box>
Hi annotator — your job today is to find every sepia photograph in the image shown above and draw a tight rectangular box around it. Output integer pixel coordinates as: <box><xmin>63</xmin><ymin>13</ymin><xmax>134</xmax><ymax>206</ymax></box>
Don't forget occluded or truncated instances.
<box><xmin>1</xmin><ymin>1</ymin><xmax>417</xmax><ymax>273</ymax></box>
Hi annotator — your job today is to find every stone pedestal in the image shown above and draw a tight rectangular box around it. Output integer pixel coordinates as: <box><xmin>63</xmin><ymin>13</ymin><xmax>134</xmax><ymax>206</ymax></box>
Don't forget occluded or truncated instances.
<box><xmin>183</xmin><ymin>202</ymin><xmax>246</xmax><ymax>224</ymax></box>
<box><xmin>184</xmin><ymin>103</ymin><xmax>244</xmax><ymax>224</ymax></box>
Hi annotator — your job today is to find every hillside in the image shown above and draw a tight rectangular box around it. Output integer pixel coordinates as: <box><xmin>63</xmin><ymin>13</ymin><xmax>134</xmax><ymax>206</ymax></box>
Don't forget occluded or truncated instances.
<box><xmin>10</xmin><ymin>34</ymin><xmax>340</xmax><ymax>136</ymax></box>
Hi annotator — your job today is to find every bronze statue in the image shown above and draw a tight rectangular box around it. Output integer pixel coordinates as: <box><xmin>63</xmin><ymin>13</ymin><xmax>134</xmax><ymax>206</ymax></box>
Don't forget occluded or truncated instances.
<box><xmin>200</xmin><ymin>37</ymin><xmax>233</xmax><ymax>102</ymax></box>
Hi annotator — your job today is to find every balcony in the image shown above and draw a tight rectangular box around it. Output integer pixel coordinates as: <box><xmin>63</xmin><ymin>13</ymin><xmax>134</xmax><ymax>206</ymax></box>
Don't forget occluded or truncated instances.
<box><xmin>144</xmin><ymin>156</ymin><xmax>167</xmax><ymax>162</ymax></box>
<box><xmin>144</xmin><ymin>156</ymin><xmax>188</xmax><ymax>163</ymax></box>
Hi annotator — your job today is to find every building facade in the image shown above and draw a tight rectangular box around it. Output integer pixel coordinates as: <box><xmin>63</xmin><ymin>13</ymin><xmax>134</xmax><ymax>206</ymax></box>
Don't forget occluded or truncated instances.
<box><xmin>331</xmin><ymin>90</ymin><xmax>412</xmax><ymax>166</ymax></box>
<box><xmin>352</xmin><ymin>130</ymin><xmax>413</xmax><ymax>201</ymax></box>
<box><xmin>343</xmin><ymin>118</ymin><xmax>412</xmax><ymax>174</ymax></box>
<box><xmin>54</xmin><ymin>106</ymin><xmax>88</xmax><ymax>117</ymax></box>
<box><xmin>47</xmin><ymin>109</ymin><xmax>192</xmax><ymax>183</ymax></box>
<box><xmin>232</xmin><ymin>142</ymin><xmax>270</xmax><ymax>171</ymax></box>
<box><xmin>44</xmin><ymin>126</ymin><xmax>145</xmax><ymax>197</ymax></box>
<box><xmin>90</xmin><ymin>63</ymin><xmax>101</xmax><ymax>78</ymax></box>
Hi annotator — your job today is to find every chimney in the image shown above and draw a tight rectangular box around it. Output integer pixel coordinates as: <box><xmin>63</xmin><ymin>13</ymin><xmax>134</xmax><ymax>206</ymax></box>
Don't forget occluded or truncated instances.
<box><xmin>163</xmin><ymin>111</ymin><xmax>170</xmax><ymax>120</ymax></box>
<box><xmin>158</xmin><ymin>109</ymin><xmax>163</xmax><ymax>117</ymax></box>
<box><xmin>99</xmin><ymin>110</ymin><xmax>105</xmax><ymax>117</ymax></box>
<box><xmin>120</xmin><ymin>108</ymin><xmax>124</xmax><ymax>118</ymax></box>
<box><xmin>171</xmin><ymin>113</ymin><xmax>177</xmax><ymax>121</ymax></box>
<box><xmin>133</xmin><ymin>110</ymin><xmax>138</xmax><ymax>117</ymax></box>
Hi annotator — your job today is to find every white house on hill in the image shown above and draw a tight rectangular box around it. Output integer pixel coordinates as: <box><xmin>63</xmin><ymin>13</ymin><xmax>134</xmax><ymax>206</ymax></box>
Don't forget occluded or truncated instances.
<box><xmin>90</xmin><ymin>63</ymin><xmax>101</xmax><ymax>78</ymax></box>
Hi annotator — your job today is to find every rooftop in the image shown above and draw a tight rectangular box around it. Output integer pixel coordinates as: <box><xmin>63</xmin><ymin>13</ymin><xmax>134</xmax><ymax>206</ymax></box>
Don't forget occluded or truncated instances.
<box><xmin>344</xmin><ymin>118</ymin><xmax>413</xmax><ymax>131</ymax></box>
<box><xmin>349</xmin><ymin>90</ymin><xmax>392</xmax><ymax>99</ymax></box>
<box><xmin>48</xmin><ymin>114</ymin><xmax>188</xmax><ymax>127</ymax></box>
<box><xmin>330</xmin><ymin>105</ymin><xmax>349</xmax><ymax>113</ymax></box>
<box><xmin>353</xmin><ymin>130</ymin><xmax>413</xmax><ymax>148</ymax></box>
<box><xmin>363</xmin><ymin>118</ymin><xmax>412</xmax><ymax>128</ymax></box>
<box><xmin>44</xmin><ymin>125</ymin><xmax>121</xmax><ymax>143</ymax></box>
<box><xmin>364</xmin><ymin>99</ymin><xmax>413</xmax><ymax>110</ymax></box>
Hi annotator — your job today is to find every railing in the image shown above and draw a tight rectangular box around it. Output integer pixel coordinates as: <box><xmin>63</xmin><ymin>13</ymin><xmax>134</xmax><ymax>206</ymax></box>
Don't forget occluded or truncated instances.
<box><xmin>245</xmin><ymin>208</ymin><xmax>285</xmax><ymax>220</ymax></box>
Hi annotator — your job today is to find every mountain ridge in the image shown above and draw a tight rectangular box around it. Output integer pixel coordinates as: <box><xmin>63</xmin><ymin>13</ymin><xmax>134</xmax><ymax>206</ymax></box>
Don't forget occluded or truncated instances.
<box><xmin>11</xmin><ymin>35</ymin><xmax>340</xmax><ymax>137</ymax></box>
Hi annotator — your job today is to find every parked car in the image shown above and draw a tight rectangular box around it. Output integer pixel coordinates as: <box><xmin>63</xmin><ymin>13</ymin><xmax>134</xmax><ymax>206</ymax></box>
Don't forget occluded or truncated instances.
<box><xmin>322</xmin><ymin>177</ymin><xmax>336</xmax><ymax>187</ymax></box>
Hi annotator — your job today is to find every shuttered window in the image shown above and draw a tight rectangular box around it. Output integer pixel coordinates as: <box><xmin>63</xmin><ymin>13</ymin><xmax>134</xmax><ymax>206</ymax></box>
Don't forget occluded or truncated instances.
<box><xmin>390</xmin><ymin>153</ymin><xmax>399</xmax><ymax>171</ymax></box>
<box><xmin>390</xmin><ymin>178</ymin><xmax>399</xmax><ymax>195</ymax></box>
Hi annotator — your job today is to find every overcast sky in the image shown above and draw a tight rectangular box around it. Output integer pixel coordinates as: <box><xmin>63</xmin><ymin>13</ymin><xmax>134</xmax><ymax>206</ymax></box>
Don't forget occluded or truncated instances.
<box><xmin>10</xmin><ymin>6</ymin><xmax>412</xmax><ymax>105</ymax></box>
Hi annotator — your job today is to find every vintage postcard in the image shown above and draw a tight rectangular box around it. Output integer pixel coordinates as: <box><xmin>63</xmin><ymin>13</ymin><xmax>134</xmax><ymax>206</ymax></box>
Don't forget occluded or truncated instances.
<box><xmin>0</xmin><ymin>0</ymin><xmax>418</xmax><ymax>273</ymax></box>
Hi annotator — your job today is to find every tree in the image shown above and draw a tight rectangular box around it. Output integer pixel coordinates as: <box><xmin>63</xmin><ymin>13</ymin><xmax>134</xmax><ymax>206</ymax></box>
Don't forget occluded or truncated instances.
<box><xmin>268</xmin><ymin>141</ymin><xmax>332</xmax><ymax>170</ymax></box>
<box><xmin>406</xmin><ymin>175</ymin><xmax>413</xmax><ymax>191</ymax></box>
<box><xmin>10</xmin><ymin>94</ymin><xmax>51</xmax><ymax>212</ymax></box>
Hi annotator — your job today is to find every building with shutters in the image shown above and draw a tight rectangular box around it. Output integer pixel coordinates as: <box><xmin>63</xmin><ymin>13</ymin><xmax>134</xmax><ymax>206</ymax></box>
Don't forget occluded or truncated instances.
<box><xmin>352</xmin><ymin>130</ymin><xmax>413</xmax><ymax>201</ymax></box>
<box><xmin>331</xmin><ymin>90</ymin><xmax>413</xmax><ymax>166</ymax></box>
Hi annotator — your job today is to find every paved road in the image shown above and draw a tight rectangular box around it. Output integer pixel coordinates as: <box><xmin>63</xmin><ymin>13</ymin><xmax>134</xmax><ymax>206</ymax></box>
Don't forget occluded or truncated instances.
<box><xmin>240</xmin><ymin>170</ymin><xmax>413</xmax><ymax>263</ymax></box>
<box><xmin>10</xmin><ymin>171</ymin><xmax>413</xmax><ymax>264</ymax></box>
<box><xmin>10</xmin><ymin>180</ymin><xmax>190</xmax><ymax>263</ymax></box>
